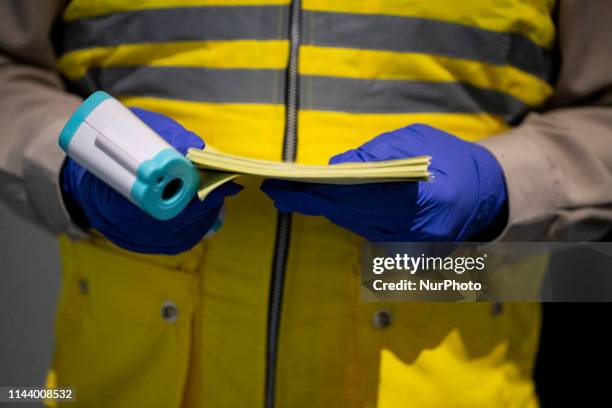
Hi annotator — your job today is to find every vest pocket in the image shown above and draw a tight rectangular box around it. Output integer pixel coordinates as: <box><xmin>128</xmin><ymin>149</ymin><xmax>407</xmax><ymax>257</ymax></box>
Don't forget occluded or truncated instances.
<box><xmin>51</xmin><ymin>237</ymin><xmax>199</xmax><ymax>407</ymax></box>
<box><xmin>375</xmin><ymin>329</ymin><xmax>539</xmax><ymax>408</ymax></box>
<box><xmin>347</xmin><ymin>302</ymin><xmax>540</xmax><ymax>407</ymax></box>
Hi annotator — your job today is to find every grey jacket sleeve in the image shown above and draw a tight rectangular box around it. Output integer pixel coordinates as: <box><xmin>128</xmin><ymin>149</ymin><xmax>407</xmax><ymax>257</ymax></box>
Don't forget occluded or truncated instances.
<box><xmin>480</xmin><ymin>0</ymin><xmax>612</xmax><ymax>241</ymax></box>
<box><xmin>0</xmin><ymin>1</ymin><xmax>84</xmax><ymax>236</ymax></box>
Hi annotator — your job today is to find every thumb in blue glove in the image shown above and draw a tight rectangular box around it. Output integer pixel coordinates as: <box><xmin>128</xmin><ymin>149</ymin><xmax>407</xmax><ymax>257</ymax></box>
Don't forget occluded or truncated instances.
<box><xmin>261</xmin><ymin>124</ymin><xmax>507</xmax><ymax>242</ymax></box>
<box><xmin>61</xmin><ymin>107</ymin><xmax>242</xmax><ymax>254</ymax></box>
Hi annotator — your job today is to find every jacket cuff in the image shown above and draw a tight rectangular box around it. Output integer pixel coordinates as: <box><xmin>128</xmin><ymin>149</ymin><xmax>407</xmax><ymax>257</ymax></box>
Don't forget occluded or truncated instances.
<box><xmin>21</xmin><ymin>101</ymin><xmax>88</xmax><ymax>238</ymax></box>
<box><xmin>478</xmin><ymin>126</ymin><xmax>563</xmax><ymax>241</ymax></box>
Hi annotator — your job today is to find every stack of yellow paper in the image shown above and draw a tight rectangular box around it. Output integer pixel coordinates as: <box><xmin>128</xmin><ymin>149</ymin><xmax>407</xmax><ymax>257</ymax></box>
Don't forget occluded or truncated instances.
<box><xmin>187</xmin><ymin>147</ymin><xmax>431</xmax><ymax>200</ymax></box>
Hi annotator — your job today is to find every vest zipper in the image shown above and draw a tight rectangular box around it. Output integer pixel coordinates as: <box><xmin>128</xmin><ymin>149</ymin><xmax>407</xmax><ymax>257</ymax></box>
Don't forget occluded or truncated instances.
<box><xmin>265</xmin><ymin>1</ymin><xmax>301</xmax><ymax>407</ymax></box>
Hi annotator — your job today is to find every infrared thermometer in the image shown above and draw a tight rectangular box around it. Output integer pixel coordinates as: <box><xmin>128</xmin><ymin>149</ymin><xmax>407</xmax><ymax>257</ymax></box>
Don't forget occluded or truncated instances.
<box><xmin>58</xmin><ymin>91</ymin><xmax>200</xmax><ymax>220</ymax></box>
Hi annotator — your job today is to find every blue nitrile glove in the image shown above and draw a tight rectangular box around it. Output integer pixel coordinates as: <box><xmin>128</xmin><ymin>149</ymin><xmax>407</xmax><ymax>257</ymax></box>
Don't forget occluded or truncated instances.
<box><xmin>262</xmin><ymin>124</ymin><xmax>507</xmax><ymax>242</ymax></box>
<box><xmin>61</xmin><ymin>108</ymin><xmax>242</xmax><ymax>254</ymax></box>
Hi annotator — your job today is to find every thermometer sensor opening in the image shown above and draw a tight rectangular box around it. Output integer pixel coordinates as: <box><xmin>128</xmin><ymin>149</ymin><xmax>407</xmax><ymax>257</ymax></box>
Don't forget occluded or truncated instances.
<box><xmin>162</xmin><ymin>178</ymin><xmax>184</xmax><ymax>201</ymax></box>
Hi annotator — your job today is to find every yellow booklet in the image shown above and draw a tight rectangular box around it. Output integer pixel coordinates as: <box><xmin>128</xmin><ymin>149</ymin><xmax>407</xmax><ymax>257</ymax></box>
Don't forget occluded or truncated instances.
<box><xmin>187</xmin><ymin>147</ymin><xmax>431</xmax><ymax>200</ymax></box>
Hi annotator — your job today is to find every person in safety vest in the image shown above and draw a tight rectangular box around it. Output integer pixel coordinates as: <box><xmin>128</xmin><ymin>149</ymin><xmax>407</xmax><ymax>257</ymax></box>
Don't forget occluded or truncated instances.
<box><xmin>1</xmin><ymin>1</ymin><xmax>612</xmax><ymax>407</ymax></box>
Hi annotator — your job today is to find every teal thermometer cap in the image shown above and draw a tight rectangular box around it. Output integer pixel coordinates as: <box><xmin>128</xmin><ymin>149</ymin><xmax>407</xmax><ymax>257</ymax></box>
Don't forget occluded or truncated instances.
<box><xmin>131</xmin><ymin>149</ymin><xmax>200</xmax><ymax>220</ymax></box>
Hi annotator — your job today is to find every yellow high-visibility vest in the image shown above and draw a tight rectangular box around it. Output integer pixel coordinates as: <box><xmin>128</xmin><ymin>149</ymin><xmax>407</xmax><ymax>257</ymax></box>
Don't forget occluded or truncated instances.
<box><xmin>50</xmin><ymin>1</ymin><xmax>554</xmax><ymax>406</ymax></box>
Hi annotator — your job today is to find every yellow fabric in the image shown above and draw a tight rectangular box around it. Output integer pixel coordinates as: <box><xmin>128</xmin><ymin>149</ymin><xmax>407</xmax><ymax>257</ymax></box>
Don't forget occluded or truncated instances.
<box><xmin>63</xmin><ymin>0</ymin><xmax>556</xmax><ymax>44</ymax></box>
<box><xmin>53</xmin><ymin>236</ymin><xmax>200</xmax><ymax>407</ymax></box>
<box><xmin>64</xmin><ymin>0</ymin><xmax>291</xmax><ymax>21</ymax></box>
<box><xmin>53</xmin><ymin>0</ymin><xmax>553</xmax><ymax>406</ymax></box>
<box><xmin>376</xmin><ymin>330</ymin><xmax>537</xmax><ymax>407</ymax></box>
<box><xmin>299</xmin><ymin>46</ymin><xmax>552</xmax><ymax>107</ymax></box>
<box><xmin>298</xmin><ymin>110</ymin><xmax>509</xmax><ymax>164</ymax></box>
<box><xmin>119</xmin><ymin>98</ymin><xmax>286</xmax><ymax>159</ymax></box>
<box><xmin>302</xmin><ymin>0</ymin><xmax>556</xmax><ymax>47</ymax></box>
<box><xmin>59</xmin><ymin>42</ymin><xmax>551</xmax><ymax>108</ymax></box>
<box><xmin>44</xmin><ymin>371</ymin><xmax>58</xmax><ymax>408</ymax></box>
<box><xmin>59</xmin><ymin>40</ymin><xmax>290</xmax><ymax>80</ymax></box>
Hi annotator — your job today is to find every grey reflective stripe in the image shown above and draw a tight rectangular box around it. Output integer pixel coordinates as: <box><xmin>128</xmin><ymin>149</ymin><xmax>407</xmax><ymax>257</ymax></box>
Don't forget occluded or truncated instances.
<box><xmin>62</xmin><ymin>6</ymin><xmax>551</xmax><ymax>81</ymax></box>
<box><xmin>61</xmin><ymin>6</ymin><xmax>288</xmax><ymax>53</ymax></box>
<box><xmin>76</xmin><ymin>67</ymin><xmax>286</xmax><ymax>104</ymax></box>
<box><xmin>302</xmin><ymin>11</ymin><xmax>552</xmax><ymax>81</ymax></box>
<box><xmin>301</xmin><ymin>76</ymin><xmax>528</xmax><ymax>122</ymax></box>
<box><xmin>71</xmin><ymin>67</ymin><xmax>527</xmax><ymax>121</ymax></box>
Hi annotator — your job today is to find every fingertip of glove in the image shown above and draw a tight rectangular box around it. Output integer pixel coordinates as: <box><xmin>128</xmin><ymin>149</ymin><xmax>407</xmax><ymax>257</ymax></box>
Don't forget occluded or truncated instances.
<box><xmin>329</xmin><ymin>150</ymin><xmax>356</xmax><ymax>165</ymax></box>
<box><xmin>128</xmin><ymin>107</ymin><xmax>205</xmax><ymax>153</ymax></box>
<box><xmin>270</xmin><ymin>197</ymin><xmax>293</xmax><ymax>214</ymax></box>
<box><xmin>195</xmin><ymin>181</ymin><xmax>242</xmax><ymax>209</ymax></box>
<box><xmin>406</xmin><ymin>123</ymin><xmax>435</xmax><ymax>132</ymax></box>
<box><xmin>261</xmin><ymin>179</ymin><xmax>292</xmax><ymax>194</ymax></box>
<box><xmin>223</xmin><ymin>181</ymin><xmax>243</xmax><ymax>196</ymax></box>
<box><xmin>168</xmin><ymin>130</ymin><xmax>204</xmax><ymax>155</ymax></box>
<box><xmin>129</xmin><ymin>107</ymin><xmax>169</xmax><ymax>125</ymax></box>
<box><xmin>180</xmin><ymin>130</ymin><xmax>205</xmax><ymax>151</ymax></box>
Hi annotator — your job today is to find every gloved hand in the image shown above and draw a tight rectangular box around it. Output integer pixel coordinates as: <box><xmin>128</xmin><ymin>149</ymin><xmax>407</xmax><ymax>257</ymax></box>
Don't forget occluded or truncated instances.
<box><xmin>61</xmin><ymin>108</ymin><xmax>242</xmax><ymax>254</ymax></box>
<box><xmin>262</xmin><ymin>124</ymin><xmax>507</xmax><ymax>242</ymax></box>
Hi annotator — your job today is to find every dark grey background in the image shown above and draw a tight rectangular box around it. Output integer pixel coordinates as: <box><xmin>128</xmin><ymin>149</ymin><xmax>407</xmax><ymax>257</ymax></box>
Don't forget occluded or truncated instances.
<box><xmin>0</xmin><ymin>203</ymin><xmax>60</xmax><ymax>407</ymax></box>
